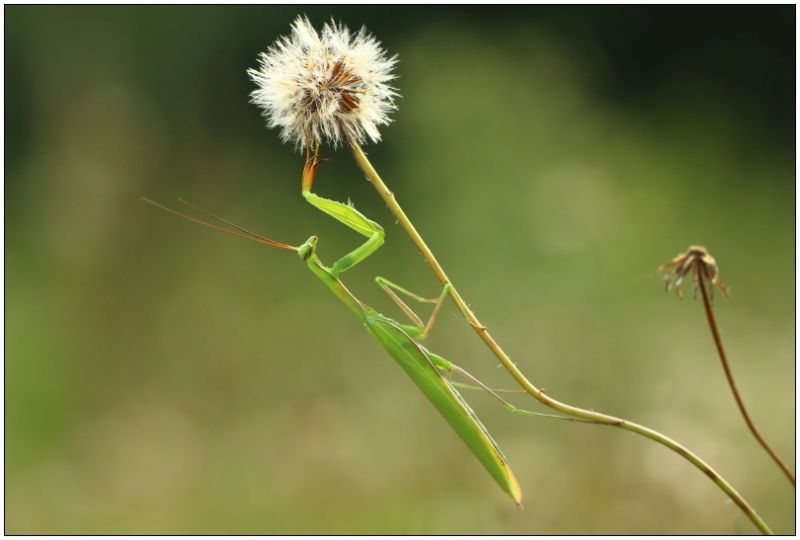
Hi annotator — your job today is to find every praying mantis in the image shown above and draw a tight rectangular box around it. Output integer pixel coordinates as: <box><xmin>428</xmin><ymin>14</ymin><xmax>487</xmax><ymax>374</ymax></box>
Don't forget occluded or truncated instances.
<box><xmin>143</xmin><ymin>154</ymin><xmax>582</xmax><ymax>508</ymax></box>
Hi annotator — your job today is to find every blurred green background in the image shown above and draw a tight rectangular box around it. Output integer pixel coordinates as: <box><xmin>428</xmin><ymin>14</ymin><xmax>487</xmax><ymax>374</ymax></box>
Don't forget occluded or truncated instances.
<box><xmin>5</xmin><ymin>6</ymin><xmax>795</xmax><ymax>534</ymax></box>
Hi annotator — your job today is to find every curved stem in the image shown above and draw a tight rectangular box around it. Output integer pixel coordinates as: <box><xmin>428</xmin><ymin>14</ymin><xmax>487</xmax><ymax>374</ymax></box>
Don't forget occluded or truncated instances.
<box><xmin>350</xmin><ymin>142</ymin><xmax>773</xmax><ymax>535</ymax></box>
<box><xmin>698</xmin><ymin>277</ymin><xmax>795</xmax><ymax>487</ymax></box>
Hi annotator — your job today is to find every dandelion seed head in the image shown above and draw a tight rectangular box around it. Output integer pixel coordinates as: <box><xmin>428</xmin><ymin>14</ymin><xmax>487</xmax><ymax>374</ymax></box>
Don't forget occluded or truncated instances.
<box><xmin>248</xmin><ymin>16</ymin><xmax>399</xmax><ymax>151</ymax></box>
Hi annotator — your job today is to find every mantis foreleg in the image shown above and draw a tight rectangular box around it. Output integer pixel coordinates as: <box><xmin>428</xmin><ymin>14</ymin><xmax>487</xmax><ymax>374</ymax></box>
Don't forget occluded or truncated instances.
<box><xmin>301</xmin><ymin>151</ymin><xmax>384</xmax><ymax>277</ymax></box>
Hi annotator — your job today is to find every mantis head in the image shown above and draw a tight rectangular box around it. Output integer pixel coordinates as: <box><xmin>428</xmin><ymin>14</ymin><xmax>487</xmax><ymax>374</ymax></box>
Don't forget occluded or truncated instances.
<box><xmin>297</xmin><ymin>235</ymin><xmax>318</xmax><ymax>261</ymax></box>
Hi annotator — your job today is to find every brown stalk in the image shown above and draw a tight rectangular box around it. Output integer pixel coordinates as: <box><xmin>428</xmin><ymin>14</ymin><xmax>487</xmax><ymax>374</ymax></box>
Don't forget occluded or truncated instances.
<box><xmin>658</xmin><ymin>246</ymin><xmax>794</xmax><ymax>488</ymax></box>
<box><xmin>698</xmin><ymin>272</ymin><xmax>795</xmax><ymax>487</ymax></box>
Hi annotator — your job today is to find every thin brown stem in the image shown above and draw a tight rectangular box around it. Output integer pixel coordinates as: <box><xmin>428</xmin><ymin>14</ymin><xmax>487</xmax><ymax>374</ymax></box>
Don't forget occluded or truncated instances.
<box><xmin>350</xmin><ymin>142</ymin><xmax>772</xmax><ymax>534</ymax></box>
<box><xmin>698</xmin><ymin>276</ymin><xmax>795</xmax><ymax>487</ymax></box>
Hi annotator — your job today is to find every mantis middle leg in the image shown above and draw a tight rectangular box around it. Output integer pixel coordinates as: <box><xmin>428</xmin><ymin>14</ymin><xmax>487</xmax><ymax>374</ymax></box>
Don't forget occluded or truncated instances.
<box><xmin>375</xmin><ymin>277</ymin><xmax>602</xmax><ymax>424</ymax></box>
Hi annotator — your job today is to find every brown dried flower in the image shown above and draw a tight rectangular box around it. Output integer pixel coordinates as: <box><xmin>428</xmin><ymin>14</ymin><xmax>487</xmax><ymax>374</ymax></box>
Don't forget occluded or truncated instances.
<box><xmin>655</xmin><ymin>245</ymin><xmax>730</xmax><ymax>302</ymax></box>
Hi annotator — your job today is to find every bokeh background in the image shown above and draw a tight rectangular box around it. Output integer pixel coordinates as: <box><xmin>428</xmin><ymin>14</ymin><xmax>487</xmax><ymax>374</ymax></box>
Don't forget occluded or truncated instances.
<box><xmin>5</xmin><ymin>6</ymin><xmax>795</xmax><ymax>534</ymax></box>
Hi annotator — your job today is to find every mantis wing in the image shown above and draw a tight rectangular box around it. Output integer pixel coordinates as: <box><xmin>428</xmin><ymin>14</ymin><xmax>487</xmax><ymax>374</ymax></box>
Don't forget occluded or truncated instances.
<box><xmin>366</xmin><ymin>316</ymin><xmax>522</xmax><ymax>507</ymax></box>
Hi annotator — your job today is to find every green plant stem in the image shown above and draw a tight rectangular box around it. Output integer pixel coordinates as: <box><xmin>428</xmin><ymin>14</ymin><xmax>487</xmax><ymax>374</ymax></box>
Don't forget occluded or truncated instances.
<box><xmin>698</xmin><ymin>276</ymin><xmax>795</xmax><ymax>487</ymax></box>
<box><xmin>350</xmin><ymin>142</ymin><xmax>773</xmax><ymax>535</ymax></box>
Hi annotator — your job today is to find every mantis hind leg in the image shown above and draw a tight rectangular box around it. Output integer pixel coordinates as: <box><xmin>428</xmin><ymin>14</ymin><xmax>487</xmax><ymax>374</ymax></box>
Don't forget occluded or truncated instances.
<box><xmin>301</xmin><ymin>150</ymin><xmax>384</xmax><ymax>277</ymax></box>
<box><xmin>425</xmin><ymin>350</ymin><xmax>604</xmax><ymax>424</ymax></box>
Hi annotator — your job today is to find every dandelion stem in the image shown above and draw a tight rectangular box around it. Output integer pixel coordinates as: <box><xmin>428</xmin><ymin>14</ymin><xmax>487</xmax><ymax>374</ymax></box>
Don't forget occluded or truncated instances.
<box><xmin>350</xmin><ymin>141</ymin><xmax>773</xmax><ymax>535</ymax></box>
<box><xmin>698</xmin><ymin>276</ymin><xmax>795</xmax><ymax>487</ymax></box>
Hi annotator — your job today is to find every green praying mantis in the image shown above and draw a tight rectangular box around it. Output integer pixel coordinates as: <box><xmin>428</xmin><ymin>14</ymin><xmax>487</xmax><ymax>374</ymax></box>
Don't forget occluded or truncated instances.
<box><xmin>143</xmin><ymin>154</ymin><xmax>586</xmax><ymax>508</ymax></box>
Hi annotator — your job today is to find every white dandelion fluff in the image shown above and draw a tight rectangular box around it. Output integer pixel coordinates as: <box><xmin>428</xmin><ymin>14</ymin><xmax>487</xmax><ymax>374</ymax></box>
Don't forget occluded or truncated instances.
<box><xmin>248</xmin><ymin>16</ymin><xmax>399</xmax><ymax>151</ymax></box>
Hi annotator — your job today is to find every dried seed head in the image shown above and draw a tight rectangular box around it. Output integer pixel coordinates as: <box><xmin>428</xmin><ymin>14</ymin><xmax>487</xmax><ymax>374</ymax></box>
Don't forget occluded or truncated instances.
<box><xmin>655</xmin><ymin>245</ymin><xmax>730</xmax><ymax>302</ymax></box>
<box><xmin>248</xmin><ymin>16</ymin><xmax>399</xmax><ymax>151</ymax></box>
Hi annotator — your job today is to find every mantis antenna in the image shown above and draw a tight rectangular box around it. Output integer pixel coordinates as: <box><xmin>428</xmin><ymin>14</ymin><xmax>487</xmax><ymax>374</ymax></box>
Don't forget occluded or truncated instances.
<box><xmin>141</xmin><ymin>197</ymin><xmax>297</xmax><ymax>251</ymax></box>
